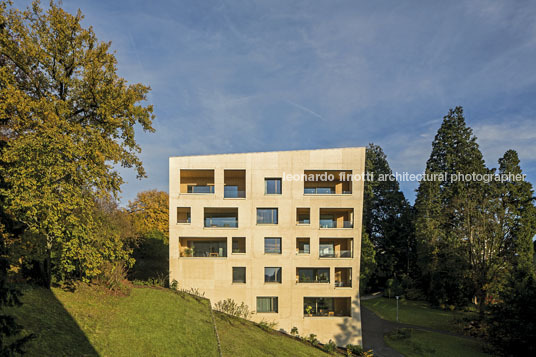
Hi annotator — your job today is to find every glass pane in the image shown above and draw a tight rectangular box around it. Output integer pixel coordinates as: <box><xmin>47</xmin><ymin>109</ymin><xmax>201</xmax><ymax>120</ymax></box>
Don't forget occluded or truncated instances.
<box><xmin>265</xmin><ymin>179</ymin><xmax>281</xmax><ymax>194</ymax></box>
<box><xmin>264</xmin><ymin>267</ymin><xmax>281</xmax><ymax>282</ymax></box>
<box><xmin>264</xmin><ymin>238</ymin><xmax>281</xmax><ymax>254</ymax></box>
<box><xmin>233</xmin><ymin>267</ymin><xmax>246</xmax><ymax>283</ymax></box>
<box><xmin>257</xmin><ymin>208</ymin><xmax>278</xmax><ymax>224</ymax></box>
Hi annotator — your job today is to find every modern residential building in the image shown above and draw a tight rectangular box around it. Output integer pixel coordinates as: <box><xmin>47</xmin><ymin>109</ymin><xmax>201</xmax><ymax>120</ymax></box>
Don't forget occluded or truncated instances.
<box><xmin>169</xmin><ymin>147</ymin><xmax>365</xmax><ymax>346</ymax></box>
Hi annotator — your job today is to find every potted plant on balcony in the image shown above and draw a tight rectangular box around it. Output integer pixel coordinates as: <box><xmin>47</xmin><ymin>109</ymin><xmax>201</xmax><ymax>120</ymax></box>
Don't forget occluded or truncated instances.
<box><xmin>305</xmin><ymin>305</ymin><xmax>313</xmax><ymax>317</ymax></box>
<box><xmin>184</xmin><ymin>247</ymin><xmax>194</xmax><ymax>257</ymax></box>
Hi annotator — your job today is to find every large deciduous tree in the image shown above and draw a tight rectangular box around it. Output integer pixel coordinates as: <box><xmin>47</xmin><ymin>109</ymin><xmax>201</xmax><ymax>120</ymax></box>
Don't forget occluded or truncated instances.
<box><xmin>0</xmin><ymin>1</ymin><xmax>154</xmax><ymax>285</ymax></box>
<box><xmin>128</xmin><ymin>190</ymin><xmax>169</xmax><ymax>243</ymax></box>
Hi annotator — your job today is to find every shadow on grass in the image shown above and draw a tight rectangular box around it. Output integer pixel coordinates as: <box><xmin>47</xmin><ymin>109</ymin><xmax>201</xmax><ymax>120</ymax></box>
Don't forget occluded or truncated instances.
<box><xmin>9</xmin><ymin>286</ymin><xmax>98</xmax><ymax>356</ymax></box>
<box><xmin>128</xmin><ymin>237</ymin><xmax>168</xmax><ymax>281</ymax></box>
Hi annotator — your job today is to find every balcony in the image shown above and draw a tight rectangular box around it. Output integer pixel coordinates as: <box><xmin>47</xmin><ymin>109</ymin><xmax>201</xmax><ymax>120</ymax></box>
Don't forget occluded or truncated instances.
<box><xmin>335</xmin><ymin>267</ymin><xmax>352</xmax><ymax>288</ymax></box>
<box><xmin>319</xmin><ymin>208</ymin><xmax>354</xmax><ymax>229</ymax></box>
<box><xmin>180</xmin><ymin>169</ymin><xmax>215</xmax><ymax>194</ymax></box>
<box><xmin>303</xmin><ymin>170</ymin><xmax>352</xmax><ymax>195</ymax></box>
<box><xmin>204</xmin><ymin>208</ymin><xmax>238</xmax><ymax>228</ymax></box>
<box><xmin>224</xmin><ymin>170</ymin><xmax>246</xmax><ymax>198</ymax></box>
<box><xmin>296</xmin><ymin>237</ymin><xmax>310</xmax><ymax>254</ymax></box>
<box><xmin>296</xmin><ymin>268</ymin><xmax>330</xmax><ymax>283</ymax></box>
<box><xmin>319</xmin><ymin>238</ymin><xmax>353</xmax><ymax>258</ymax></box>
<box><xmin>303</xmin><ymin>297</ymin><xmax>351</xmax><ymax>317</ymax></box>
<box><xmin>179</xmin><ymin>237</ymin><xmax>227</xmax><ymax>257</ymax></box>
<box><xmin>296</xmin><ymin>208</ymin><xmax>310</xmax><ymax>225</ymax></box>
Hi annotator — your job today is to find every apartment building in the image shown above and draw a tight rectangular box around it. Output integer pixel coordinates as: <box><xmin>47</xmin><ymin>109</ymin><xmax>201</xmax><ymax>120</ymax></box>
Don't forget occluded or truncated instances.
<box><xmin>169</xmin><ymin>147</ymin><xmax>365</xmax><ymax>346</ymax></box>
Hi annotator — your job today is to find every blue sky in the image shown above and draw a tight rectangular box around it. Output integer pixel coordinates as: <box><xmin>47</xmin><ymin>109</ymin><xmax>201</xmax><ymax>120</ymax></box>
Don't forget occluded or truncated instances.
<box><xmin>24</xmin><ymin>1</ymin><xmax>536</xmax><ymax>204</ymax></box>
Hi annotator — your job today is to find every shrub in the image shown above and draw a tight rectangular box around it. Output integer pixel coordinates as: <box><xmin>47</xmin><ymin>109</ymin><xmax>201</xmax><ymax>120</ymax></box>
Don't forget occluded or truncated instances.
<box><xmin>346</xmin><ymin>344</ymin><xmax>374</xmax><ymax>356</ymax></box>
<box><xmin>170</xmin><ymin>279</ymin><xmax>178</xmax><ymax>290</ymax></box>
<box><xmin>290</xmin><ymin>326</ymin><xmax>299</xmax><ymax>337</ymax></box>
<box><xmin>322</xmin><ymin>339</ymin><xmax>337</xmax><ymax>354</ymax></box>
<box><xmin>214</xmin><ymin>298</ymin><xmax>251</xmax><ymax>319</ymax></box>
<box><xmin>307</xmin><ymin>333</ymin><xmax>319</xmax><ymax>346</ymax></box>
<box><xmin>95</xmin><ymin>261</ymin><xmax>131</xmax><ymax>295</ymax></box>
<box><xmin>258</xmin><ymin>319</ymin><xmax>277</xmax><ymax>331</ymax></box>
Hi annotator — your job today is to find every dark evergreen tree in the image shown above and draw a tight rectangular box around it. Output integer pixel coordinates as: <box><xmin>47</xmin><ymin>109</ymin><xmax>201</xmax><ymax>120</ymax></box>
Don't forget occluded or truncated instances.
<box><xmin>415</xmin><ymin>106</ymin><xmax>488</xmax><ymax>307</ymax></box>
<box><xmin>361</xmin><ymin>143</ymin><xmax>415</xmax><ymax>293</ymax></box>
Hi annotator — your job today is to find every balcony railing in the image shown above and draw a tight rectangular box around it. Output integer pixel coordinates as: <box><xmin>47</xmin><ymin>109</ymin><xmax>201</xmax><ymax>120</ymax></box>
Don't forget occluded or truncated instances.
<box><xmin>319</xmin><ymin>250</ymin><xmax>353</xmax><ymax>258</ymax></box>
<box><xmin>188</xmin><ymin>185</ymin><xmax>214</xmax><ymax>194</ymax></box>
<box><xmin>319</xmin><ymin>221</ymin><xmax>353</xmax><ymax>228</ymax></box>
<box><xmin>224</xmin><ymin>188</ymin><xmax>246</xmax><ymax>198</ymax></box>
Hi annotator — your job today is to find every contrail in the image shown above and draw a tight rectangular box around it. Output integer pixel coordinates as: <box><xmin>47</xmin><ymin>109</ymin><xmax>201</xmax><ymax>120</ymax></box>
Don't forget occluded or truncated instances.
<box><xmin>285</xmin><ymin>100</ymin><xmax>324</xmax><ymax>120</ymax></box>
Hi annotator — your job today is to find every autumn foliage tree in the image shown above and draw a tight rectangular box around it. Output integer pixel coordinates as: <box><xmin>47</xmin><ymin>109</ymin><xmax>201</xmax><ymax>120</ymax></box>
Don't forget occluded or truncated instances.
<box><xmin>128</xmin><ymin>190</ymin><xmax>169</xmax><ymax>243</ymax></box>
<box><xmin>0</xmin><ymin>1</ymin><xmax>154</xmax><ymax>285</ymax></box>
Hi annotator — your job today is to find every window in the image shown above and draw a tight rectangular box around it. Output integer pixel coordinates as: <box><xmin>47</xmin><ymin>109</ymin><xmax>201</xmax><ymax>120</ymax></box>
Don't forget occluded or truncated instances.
<box><xmin>296</xmin><ymin>208</ymin><xmax>310</xmax><ymax>225</ymax></box>
<box><xmin>335</xmin><ymin>267</ymin><xmax>352</xmax><ymax>287</ymax></box>
<box><xmin>232</xmin><ymin>237</ymin><xmax>246</xmax><ymax>254</ymax></box>
<box><xmin>180</xmin><ymin>238</ymin><xmax>227</xmax><ymax>257</ymax></box>
<box><xmin>296</xmin><ymin>238</ymin><xmax>310</xmax><ymax>254</ymax></box>
<box><xmin>204</xmin><ymin>208</ymin><xmax>238</xmax><ymax>228</ymax></box>
<box><xmin>177</xmin><ymin>207</ymin><xmax>191</xmax><ymax>224</ymax></box>
<box><xmin>265</xmin><ymin>178</ymin><xmax>282</xmax><ymax>194</ymax></box>
<box><xmin>264</xmin><ymin>267</ymin><xmax>282</xmax><ymax>283</ymax></box>
<box><xmin>232</xmin><ymin>267</ymin><xmax>246</xmax><ymax>283</ymax></box>
<box><xmin>257</xmin><ymin>297</ymin><xmax>278</xmax><ymax>313</ymax></box>
<box><xmin>297</xmin><ymin>268</ymin><xmax>330</xmax><ymax>283</ymax></box>
<box><xmin>257</xmin><ymin>208</ymin><xmax>278</xmax><ymax>224</ymax></box>
<box><xmin>264</xmin><ymin>238</ymin><xmax>281</xmax><ymax>254</ymax></box>
<box><xmin>303</xmin><ymin>297</ymin><xmax>351</xmax><ymax>317</ymax></box>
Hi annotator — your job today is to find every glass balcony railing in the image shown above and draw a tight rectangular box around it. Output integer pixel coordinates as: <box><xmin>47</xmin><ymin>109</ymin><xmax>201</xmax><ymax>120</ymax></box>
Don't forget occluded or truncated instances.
<box><xmin>319</xmin><ymin>250</ymin><xmax>353</xmax><ymax>258</ymax></box>
<box><xmin>334</xmin><ymin>280</ymin><xmax>352</xmax><ymax>287</ymax></box>
<box><xmin>224</xmin><ymin>187</ymin><xmax>246</xmax><ymax>198</ymax></box>
<box><xmin>304</xmin><ymin>188</ymin><xmax>352</xmax><ymax>195</ymax></box>
<box><xmin>319</xmin><ymin>221</ymin><xmax>353</xmax><ymax>228</ymax></box>
<box><xmin>188</xmin><ymin>185</ymin><xmax>214</xmax><ymax>194</ymax></box>
<box><xmin>204</xmin><ymin>217</ymin><xmax>238</xmax><ymax>228</ymax></box>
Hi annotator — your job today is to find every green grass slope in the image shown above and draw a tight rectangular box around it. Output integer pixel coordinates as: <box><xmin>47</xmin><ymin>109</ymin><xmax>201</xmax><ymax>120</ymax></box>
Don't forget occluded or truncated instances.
<box><xmin>9</xmin><ymin>285</ymin><xmax>329</xmax><ymax>356</ymax></box>
<box><xmin>10</xmin><ymin>285</ymin><xmax>219</xmax><ymax>356</ymax></box>
<box><xmin>215</xmin><ymin>312</ymin><xmax>329</xmax><ymax>357</ymax></box>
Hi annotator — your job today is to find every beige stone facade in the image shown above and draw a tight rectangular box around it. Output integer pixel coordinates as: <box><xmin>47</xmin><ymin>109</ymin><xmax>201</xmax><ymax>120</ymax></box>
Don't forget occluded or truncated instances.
<box><xmin>169</xmin><ymin>147</ymin><xmax>365</xmax><ymax>346</ymax></box>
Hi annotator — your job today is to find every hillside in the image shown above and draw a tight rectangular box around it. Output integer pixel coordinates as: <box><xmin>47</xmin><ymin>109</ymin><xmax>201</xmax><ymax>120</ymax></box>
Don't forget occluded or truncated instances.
<box><xmin>7</xmin><ymin>285</ymin><xmax>329</xmax><ymax>356</ymax></box>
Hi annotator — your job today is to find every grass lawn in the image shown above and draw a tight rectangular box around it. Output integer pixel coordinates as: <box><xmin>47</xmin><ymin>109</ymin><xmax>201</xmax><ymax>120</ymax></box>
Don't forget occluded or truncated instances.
<box><xmin>362</xmin><ymin>297</ymin><xmax>474</xmax><ymax>332</ymax></box>
<box><xmin>9</xmin><ymin>285</ymin><xmax>219</xmax><ymax>356</ymax></box>
<box><xmin>8</xmin><ymin>285</ymin><xmax>329</xmax><ymax>356</ymax></box>
<box><xmin>385</xmin><ymin>328</ymin><xmax>489</xmax><ymax>357</ymax></box>
<box><xmin>215</xmin><ymin>312</ymin><xmax>329</xmax><ymax>357</ymax></box>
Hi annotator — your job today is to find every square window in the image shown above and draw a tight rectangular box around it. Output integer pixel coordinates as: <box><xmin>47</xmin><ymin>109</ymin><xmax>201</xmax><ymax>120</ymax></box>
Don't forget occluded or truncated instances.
<box><xmin>177</xmin><ymin>207</ymin><xmax>191</xmax><ymax>224</ymax></box>
<box><xmin>232</xmin><ymin>237</ymin><xmax>246</xmax><ymax>254</ymax></box>
<box><xmin>264</xmin><ymin>267</ymin><xmax>282</xmax><ymax>283</ymax></box>
<box><xmin>232</xmin><ymin>267</ymin><xmax>246</xmax><ymax>283</ymax></box>
<box><xmin>265</xmin><ymin>178</ymin><xmax>282</xmax><ymax>194</ymax></box>
<box><xmin>264</xmin><ymin>238</ymin><xmax>281</xmax><ymax>254</ymax></box>
<box><xmin>257</xmin><ymin>297</ymin><xmax>278</xmax><ymax>313</ymax></box>
<box><xmin>257</xmin><ymin>208</ymin><xmax>278</xmax><ymax>224</ymax></box>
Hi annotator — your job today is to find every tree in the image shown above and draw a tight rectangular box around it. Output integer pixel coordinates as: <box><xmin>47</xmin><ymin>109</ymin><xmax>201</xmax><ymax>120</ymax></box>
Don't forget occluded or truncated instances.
<box><xmin>361</xmin><ymin>143</ymin><xmax>415</xmax><ymax>292</ymax></box>
<box><xmin>128</xmin><ymin>190</ymin><xmax>169</xmax><ymax>243</ymax></box>
<box><xmin>0</xmin><ymin>1</ymin><xmax>154</xmax><ymax>286</ymax></box>
<box><xmin>415</xmin><ymin>107</ymin><xmax>488</xmax><ymax>306</ymax></box>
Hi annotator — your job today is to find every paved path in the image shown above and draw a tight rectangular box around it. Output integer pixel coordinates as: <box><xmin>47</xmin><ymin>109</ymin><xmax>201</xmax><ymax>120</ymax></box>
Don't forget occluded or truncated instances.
<box><xmin>361</xmin><ymin>303</ymin><xmax>475</xmax><ymax>357</ymax></box>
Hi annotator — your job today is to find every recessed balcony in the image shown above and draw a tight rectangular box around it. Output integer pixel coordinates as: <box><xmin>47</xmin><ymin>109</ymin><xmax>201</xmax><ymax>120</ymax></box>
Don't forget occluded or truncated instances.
<box><xmin>303</xmin><ymin>170</ymin><xmax>352</xmax><ymax>195</ymax></box>
<box><xmin>296</xmin><ymin>268</ymin><xmax>330</xmax><ymax>283</ymax></box>
<box><xmin>204</xmin><ymin>208</ymin><xmax>238</xmax><ymax>228</ymax></box>
<box><xmin>180</xmin><ymin>169</ymin><xmax>215</xmax><ymax>194</ymax></box>
<box><xmin>319</xmin><ymin>238</ymin><xmax>353</xmax><ymax>258</ymax></box>
<box><xmin>224</xmin><ymin>169</ymin><xmax>246</xmax><ymax>198</ymax></box>
<box><xmin>179</xmin><ymin>237</ymin><xmax>227</xmax><ymax>257</ymax></box>
<box><xmin>303</xmin><ymin>297</ymin><xmax>351</xmax><ymax>317</ymax></box>
<box><xmin>319</xmin><ymin>208</ymin><xmax>354</xmax><ymax>228</ymax></box>
<box><xmin>335</xmin><ymin>267</ymin><xmax>352</xmax><ymax>288</ymax></box>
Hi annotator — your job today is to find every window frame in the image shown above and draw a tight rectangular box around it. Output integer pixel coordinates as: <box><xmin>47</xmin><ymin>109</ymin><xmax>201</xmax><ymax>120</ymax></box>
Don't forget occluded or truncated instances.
<box><xmin>265</xmin><ymin>178</ymin><xmax>282</xmax><ymax>195</ymax></box>
<box><xmin>232</xmin><ymin>267</ymin><xmax>246</xmax><ymax>284</ymax></box>
<box><xmin>257</xmin><ymin>208</ymin><xmax>278</xmax><ymax>225</ymax></box>
<box><xmin>257</xmin><ymin>296</ymin><xmax>279</xmax><ymax>313</ymax></box>
<box><xmin>264</xmin><ymin>237</ymin><xmax>282</xmax><ymax>254</ymax></box>
<box><xmin>264</xmin><ymin>267</ymin><xmax>282</xmax><ymax>283</ymax></box>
